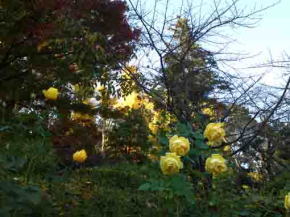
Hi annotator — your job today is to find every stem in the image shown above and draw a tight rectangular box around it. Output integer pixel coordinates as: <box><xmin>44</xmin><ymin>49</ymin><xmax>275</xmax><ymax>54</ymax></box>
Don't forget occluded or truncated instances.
<box><xmin>101</xmin><ymin>118</ymin><xmax>106</xmax><ymax>152</ymax></box>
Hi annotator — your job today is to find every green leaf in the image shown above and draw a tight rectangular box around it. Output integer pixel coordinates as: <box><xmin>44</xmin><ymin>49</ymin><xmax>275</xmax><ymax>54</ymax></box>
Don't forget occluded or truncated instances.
<box><xmin>195</xmin><ymin>140</ymin><xmax>209</xmax><ymax>150</ymax></box>
<box><xmin>193</xmin><ymin>130</ymin><xmax>204</xmax><ymax>140</ymax></box>
<box><xmin>138</xmin><ymin>183</ymin><xmax>151</xmax><ymax>191</ymax></box>
<box><xmin>24</xmin><ymin>186</ymin><xmax>42</xmax><ymax>205</ymax></box>
<box><xmin>157</xmin><ymin>133</ymin><xmax>168</xmax><ymax>146</ymax></box>
<box><xmin>175</xmin><ymin>122</ymin><xmax>193</xmax><ymax>137</ymax></box>
<box><xmin>239</xmin><ymin>210</ymin><xmax>251</xmax><ymax>216</ymax></box>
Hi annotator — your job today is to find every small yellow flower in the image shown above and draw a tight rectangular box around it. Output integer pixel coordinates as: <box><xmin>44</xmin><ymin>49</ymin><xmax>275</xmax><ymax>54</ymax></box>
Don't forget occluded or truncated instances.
<box><xmin>83</xmin><ymin>98</ymin><xmax>98</xmax><ymax>108</ymax></box>
<box><xmin>96</xmin><ymin>85</ymin><xmax>105</xmax><ymax>91</ymax></box>
<box><xmin>202</xmin><ymin>107</ymin><xmax>215</xmax><ymax>117</ymax></box>
<box><xmin>247</xmin><ymin>172</ymin><xmax>263</xmax><ymax>182</ymax></box>
<box><xmin>147</xmin><ymin>153</ymin><xmax>159</xmax><ymax>161</ymax></box>
<box><xmin>148</xmin><ymin>122</ymin><xmax>158</xmax><ymax>134</ymax></box>
<box><xmin>72</xmin><ymin>149</ymin><xmax>87</xmax><ymax>163</ymax></box>
<box><xmin>71</xmin><ymin>112</ymin><xmax>94</xmax><ymax>122</ymax></box>
<box><xmin>73</xmin><ymin>84</ymin><xmax>80</xmax><ymax>92</ymax></box>
<box><xmin>160</xmin><ymin>152</ymin><xmax>183</xmax><ymax>175</ymax></box>
<box><xmin>169</xmin><ymin>135</ymin><xmax>190</xmax><ymax>156</ymax></box>
<box><xmin>223</xmin><ymin>145</ymin><xmax>231</xmax><ymax>152</ymax></box>
<box><xmin>205</xmin><ymin>154</ymin><xmax>228</xmax><ymax>177</ymax></box>
<box><xmin>285</xmin><ymin>192</ymin><xmax>290</xmax><ymax>210</ymax></box>
<box><xmin>242</xmin><ymin>185</ymin><xmax>250</xmax><ymax>190</ymax></box>
<box><xmin>42</xmin><ymin>87</ymin><xmax>59</xmax><ymax>100</ymax></box>
<box><xmin>37</xmin><ymin>40</ymin><xmax>49</xmax><ymax>52</ymax></box>
<box><xmin>204</xmin><ymin>123</ymin><xmax>225</xmax><ymax>145</ymax></box>
<box><xmin>65</xmin><ymin>128</ymin><xmax>74</xmax><ymax>136</ymax></box>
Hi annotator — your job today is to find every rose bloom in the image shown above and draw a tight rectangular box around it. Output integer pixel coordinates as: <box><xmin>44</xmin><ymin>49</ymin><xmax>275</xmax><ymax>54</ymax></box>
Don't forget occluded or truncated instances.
<box><xmin>204</xmin><ymin>123</ymin><xmax>225</xmax><ymax>145</ymax></box>
<box><xmin>205</xmin><ymin>154</ymin><xmax>228</xmax><ymax>177</ymax></box>
<box><xmin>285</xmin><ymin>192</ymin><xmax>290</xmax><ymax>210</ymax></box>
<box><xmin>169</xmin><ymin>135</ymin><xmax>190</xmax><ymax>156</ymax></box>
<box><xmin>73</xmin><ymin>149</ymin><xmax>87</xmax><ymax>163</ymax></box>
<box><xmin>42</xmin><ymin>87</ymin><xmax>59</xmax><ymax>100</ymax></box>
<box><xmin>160</xmin><ymin>152</ymin><xmax>183</xmax><ymax>175</ymax></box>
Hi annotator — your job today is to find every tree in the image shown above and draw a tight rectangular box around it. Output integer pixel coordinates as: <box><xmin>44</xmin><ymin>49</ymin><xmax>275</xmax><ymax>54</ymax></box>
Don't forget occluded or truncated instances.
<box><xmin>0</xmin><ymin>0</ymin><xmax>140</xmax><ymax>117</ymax></box>
<box><xmin>0</xmin><ymin>0</ymin><xmax>140</xmax><ymax>164</ymax></box>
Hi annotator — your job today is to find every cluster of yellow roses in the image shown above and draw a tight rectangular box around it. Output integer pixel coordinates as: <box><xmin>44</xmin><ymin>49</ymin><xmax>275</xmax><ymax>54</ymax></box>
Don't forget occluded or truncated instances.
<box><xmin>160</xmin><ymin>135</ymin><xmax>190</xmax><ymax>175</ymax></box>
<box><xmin>42</xmin><ymin>88</ymin><xmax>289</xmax><ymax>211</ymax></box>
<box><xmin>160</xmin><ymin>123</ymin><xmax>228</xmax><ymax>177</ymax></box>
<box><xmin>204</xmin><ymin>123</ymin><xmax>228</xmax><ymax>176</ymax></box>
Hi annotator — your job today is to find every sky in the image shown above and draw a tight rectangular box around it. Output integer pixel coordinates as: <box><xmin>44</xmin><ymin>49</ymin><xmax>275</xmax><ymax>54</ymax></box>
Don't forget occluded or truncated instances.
<box><xmin>234</xmin><ymin>0</ymin><xmax>290</xmax><ymax>54</ymax></box>
<box><xmin>227</xmin><ymin>0</ymin><xmax>290</xmax><ymax>86</ymax></box>
<box><xmin>132</xmin><ymin>0</ymin><xmax>290</xmax><ymax>86</ymax></box>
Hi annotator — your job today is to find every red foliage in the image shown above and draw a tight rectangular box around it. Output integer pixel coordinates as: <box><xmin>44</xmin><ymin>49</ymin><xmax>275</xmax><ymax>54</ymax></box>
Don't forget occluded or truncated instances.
<box><xmin>28</xmin><ymin>23</ymin><xmax>55</xmax><ymax>41</ymax></box>
<box><xmin>24</xmin><ymin>0</ymin><xmax>140</xmax><ymax>59</ymax></box>
<box><xmin>31</xmin><ymin>0</ymin><xmax>71</xmax><ymax>11</ymax></box>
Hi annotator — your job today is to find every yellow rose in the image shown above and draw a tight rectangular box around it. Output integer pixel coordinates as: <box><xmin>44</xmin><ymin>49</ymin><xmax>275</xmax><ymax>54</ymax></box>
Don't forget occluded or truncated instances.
<box><xmin>169</xmin><ymin>135</ymin><xmax>190</xmax><ymax>156</ymax></box>
<box><xmin>72</xmin><ymin>149</ymin><xmax>87</xmax><ymax>163</ymax></box>
<box><xmin>204</xmin><ymin>123</ymin><xmax>225</xmax><ymax>145</ymax></box>
<box><xmin>42</xmin><ymin>87</ymin><xmax>59</xmax><ymax>100</ymax></box>
<box><xmin>160</xmin><ymin>152</ymin><xmax>183</xmax><ymax>175</ymax></box>
<box><xmin>247</xmin><ymin>172</ymin><xmax>263</xmax><ymax>182</ymax></box>
<box><xmin>285</xmin><ymin>193</ymin><xmax>290</xmax><ymax>210</ymax></box>
<box><xmin>205</xmin><ymin>154</ymin><xmax>227</xmax><ymax>176</ymax></box>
